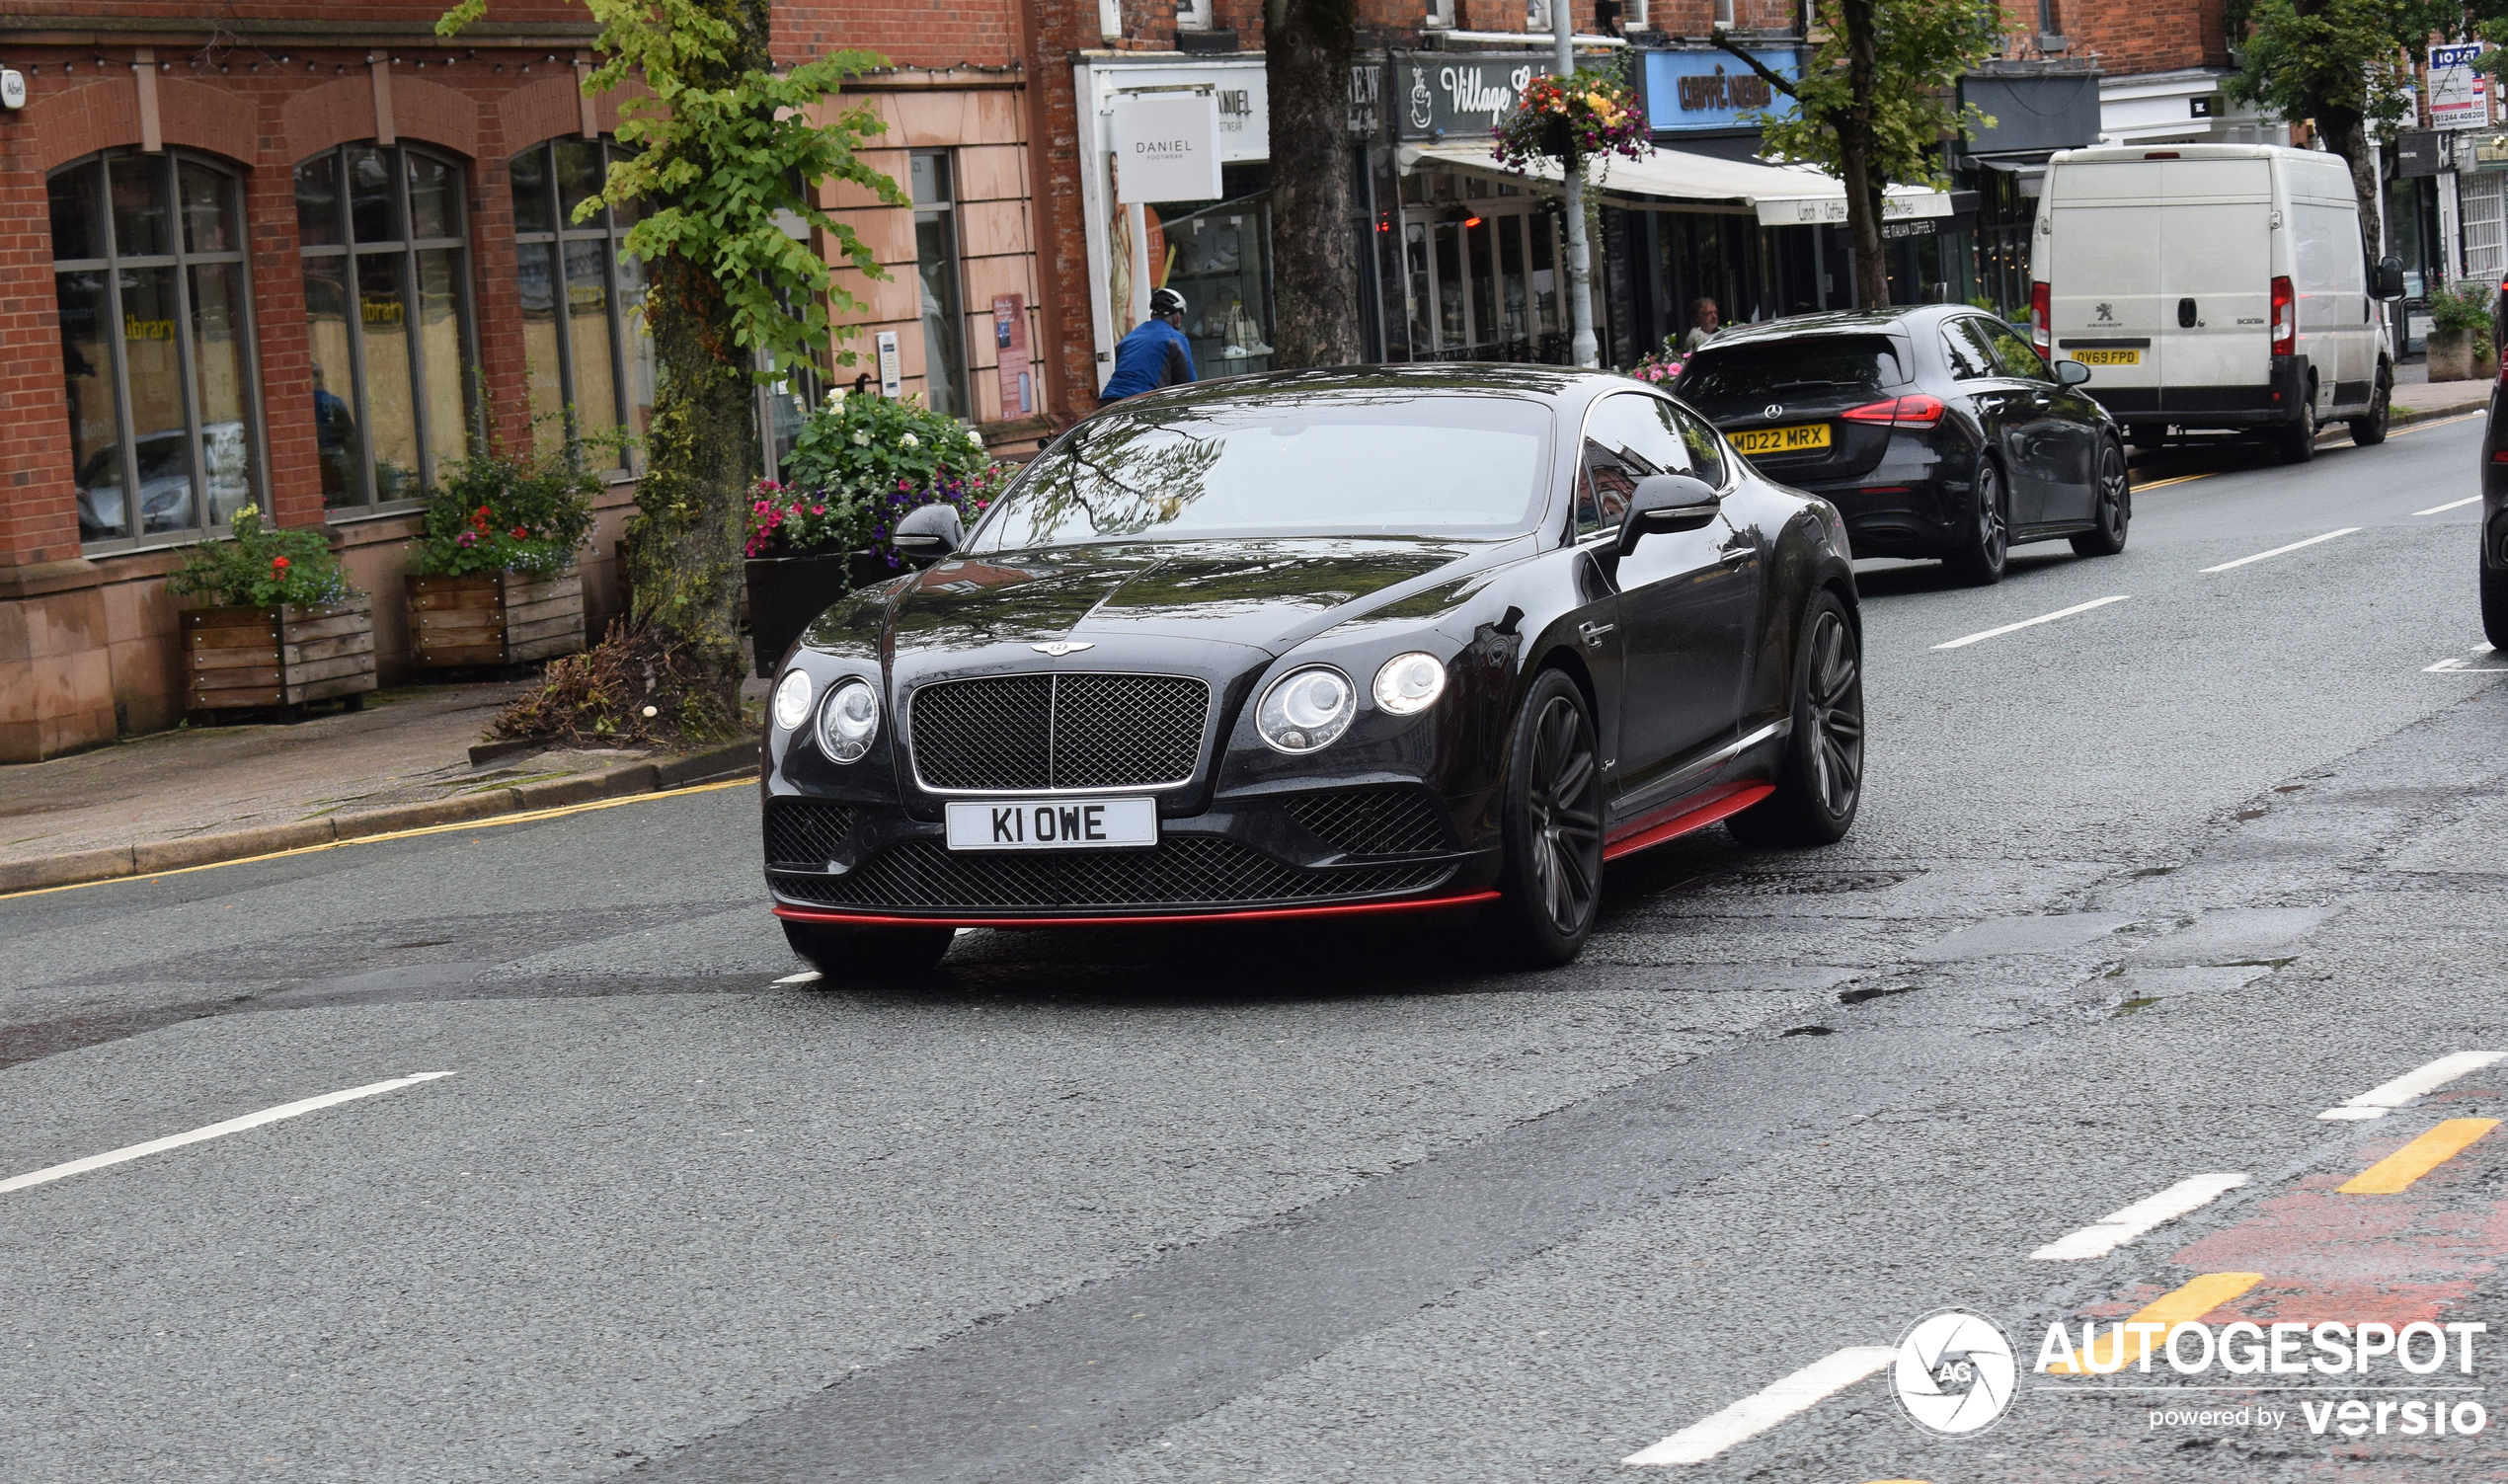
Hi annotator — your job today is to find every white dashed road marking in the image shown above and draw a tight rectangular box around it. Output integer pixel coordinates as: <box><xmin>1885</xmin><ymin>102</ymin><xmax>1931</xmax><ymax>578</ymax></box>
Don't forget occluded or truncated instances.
<box><xmin>2412</xmin><ymin>496</ymin><xmax>2481</xmax><ymax>515</ymax></box>
<box><xmin>2319</xmin><ymin>1051</ymin><xmax>2507</xmax><ymax>1121</ymax></box>
<box><xmin>773</xmin><ymin>970</ymin><xmax>823</xmax><ymax>985</ymax></box>
<box><xmin>2029</xmin><ymin>1172</ymin><xmax>2249</xmax><ymax>1260</ymax></box>
<box><xmin>1621</xmin><ymin>1347</ymin><xmax>1896</xmax><ymax>1466</ymax></box>
<box><xmin>1931</xmin><ymin>595</ymin><xmax>2131</xmax><ymax>651</ymax></box>
<box><xmin>0</xmin><ymin>1071</ymin><xmax>458</xmax><ymax>1196</ymax></box>
<box><xmin>2199</xmin><ymin>527</ymin><xmax>2361</xmax><ymax>574</ymax></box>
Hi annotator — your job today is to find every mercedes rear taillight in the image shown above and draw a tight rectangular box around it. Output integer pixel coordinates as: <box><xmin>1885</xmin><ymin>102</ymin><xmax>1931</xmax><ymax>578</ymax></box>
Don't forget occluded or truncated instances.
<box><xmin>1839</xmin><ymin>394</ymin><xmax>1946</xmax><ymax>430</ymax></box>
<box><xmin>2270</xmin><ymin>275</ymin><xmax>2296</xmax><ymax>356</ymax></box>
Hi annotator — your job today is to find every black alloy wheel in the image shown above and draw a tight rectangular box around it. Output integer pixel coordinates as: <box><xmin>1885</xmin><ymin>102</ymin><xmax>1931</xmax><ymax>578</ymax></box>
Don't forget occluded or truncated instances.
<box><xmin>2276</xmin><ymin>389</ymin><xmax>2318</xmax><ymax>464</ymax></box>
<box><xmin>783</xmin><ymin>919</ymin><xmax>956</xmax><ymax>978</ymax></box>
<box><xmin>1947</xmin><ymin>458</ymin><xmax>2009</xmax><ymax>586</ymax></box>
<box><xmin>1489</xmin><ymin>668</ymin><xmax>1605</xmax><ymax>967</ymax></box>
<box><xmin>2072</xmin><ymin>438</ymin><xmax>2132</xmax><ymax>558</ymax></box>
<box><xmin>2350</xmin><ymin>370</ymin><xmax>2391</xmax><ymax>447</ymax></box>
<box><xmin>1730</xmin><ymin>590</ymin><xmax>1864</xmax><ymax>848</ymax></box>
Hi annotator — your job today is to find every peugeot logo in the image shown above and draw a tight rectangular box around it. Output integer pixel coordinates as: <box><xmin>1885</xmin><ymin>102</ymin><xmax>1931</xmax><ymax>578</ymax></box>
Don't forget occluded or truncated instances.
<box><xmin>1031</xmin><ymin>641</ymin><xmax>1094</xmax><ymax>657</ymax></box>
<box><xmin>1763</xmin><ymin>403</ymin><xmax>1782</xmax><ymax>418</ymax></box>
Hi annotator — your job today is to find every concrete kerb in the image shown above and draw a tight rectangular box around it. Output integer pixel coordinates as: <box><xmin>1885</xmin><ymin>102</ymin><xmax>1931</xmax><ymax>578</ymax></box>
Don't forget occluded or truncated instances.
<box><xmin>0</xmin><ymin>739</ymin><xmax>760</xmax><ymax>898</ymax></box>
<box><xmin>2384</xmin><ymin>396</ymin><xmax>2487</xmax><ymax>428</ymax></box>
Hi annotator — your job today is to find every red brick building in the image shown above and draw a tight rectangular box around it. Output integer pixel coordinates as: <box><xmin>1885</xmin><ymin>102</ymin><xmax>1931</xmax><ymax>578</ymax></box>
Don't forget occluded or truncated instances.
<box><xmin>0</xmin><ymin>2</ymin><xmax>1056</xmax><ymax>763</ymax></box>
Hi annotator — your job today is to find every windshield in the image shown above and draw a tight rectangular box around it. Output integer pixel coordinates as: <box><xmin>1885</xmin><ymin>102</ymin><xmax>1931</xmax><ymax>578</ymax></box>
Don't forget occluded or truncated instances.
<box><xmin>1677</xmin><ymin>336</ymin><xmax>1905</xmax><ymax>402</ymax></box>
<box><xmin>971</xmin><ymin>394</ymin><xmax>1554</xmax><ymax>551</ymax></box>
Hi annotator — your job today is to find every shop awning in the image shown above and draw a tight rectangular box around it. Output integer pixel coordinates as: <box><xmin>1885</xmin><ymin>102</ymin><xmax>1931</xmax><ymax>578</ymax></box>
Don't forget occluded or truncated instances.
<box><xmin>1406</xmin><ymin>142</ymin><xmax>1954</xmax><ymax>226</ymax></box>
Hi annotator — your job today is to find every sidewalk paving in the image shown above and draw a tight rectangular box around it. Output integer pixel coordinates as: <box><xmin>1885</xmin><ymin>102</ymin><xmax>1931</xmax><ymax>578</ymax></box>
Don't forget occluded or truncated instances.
<box><xmin>0</xmin><ymin>680</ymin><xmax>760</xmax><ymax>896</ymax></box>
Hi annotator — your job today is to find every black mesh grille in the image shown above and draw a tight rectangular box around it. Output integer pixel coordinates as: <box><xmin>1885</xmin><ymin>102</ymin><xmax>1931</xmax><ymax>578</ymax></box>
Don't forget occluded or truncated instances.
<box><xmin>764</xmin><ymin>800</ymin><xmax>856</xmax><ymax>867</ymax></box>
<box><xmin>908</xmin><ymin>672</ymin><xmax>1211</xmax><ymax>791</ymax></box>
<box><xmin>1281</xmin><ymin>789</ymin><xmax>1450</xmax><ymax>856</ymax></box>
<box><xmin>910</xmin><ymin>674</ymin><xmax>1054</xmax><ymax>790</ymax></box>
<box><xmin>770</xmin><ymin>836</ymin><xmax>1450</xmax><ymax>911</ymax></box>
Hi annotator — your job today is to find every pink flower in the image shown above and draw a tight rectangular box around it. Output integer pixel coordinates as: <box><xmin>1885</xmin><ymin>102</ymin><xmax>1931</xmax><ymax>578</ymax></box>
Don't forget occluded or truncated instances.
<box><xmin>811</xmin><ymin>505</ymin><xmax>824</xmax><ymax>514</ymax></box>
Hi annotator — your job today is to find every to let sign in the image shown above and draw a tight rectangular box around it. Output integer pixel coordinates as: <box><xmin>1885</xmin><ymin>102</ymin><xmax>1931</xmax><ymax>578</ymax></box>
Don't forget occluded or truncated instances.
<box><xmin>992</xmin><ymin>294</ymin><xmax>1032</xmax><ymax>418</ymax></box>
<box><xmin>2430</xmin><ymin>43</ymin><xmax>2485</xmax><ymax>124</ymax></box>
<box><xmin>1111</xmin><ymin>90</ymin><xmax>1223</xmax><ymax>203</ymax></box>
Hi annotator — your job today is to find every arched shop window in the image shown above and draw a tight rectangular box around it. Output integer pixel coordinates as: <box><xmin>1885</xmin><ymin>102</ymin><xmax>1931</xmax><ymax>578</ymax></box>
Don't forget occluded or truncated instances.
<box><xmin>509</xmin><ymin>137</ymin><xmax>655</xmax><ymax>466</ymax></box>
<box><xmin>51</xmin><ymin>150</ymin><xmax>266</xmax><ymax>547</ymax></box>
<box><xmin>294</xmin><ymin>143</ymin><xmax>478</xmax><ymax>508</ymax></box>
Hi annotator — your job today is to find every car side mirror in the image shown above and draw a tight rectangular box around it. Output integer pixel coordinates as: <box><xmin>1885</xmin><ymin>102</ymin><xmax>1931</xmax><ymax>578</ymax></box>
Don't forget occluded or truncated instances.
<box><xmin>894</xmin><ymin>503</ymin><xmax>964</xmax><ymax>565</ymax></box>
<box><xmin>2378</xmin><ymin>255</ymin><xmax>2406</xmax><ymax>301</ymax></box>
<box><xmin>1613</xmin><ymin>472</ymin><xmax>1722</xmax><ymax>557</ymax></box>
<box><xmin>2056</xmin><ymin>358</ymin><xmax>2093</xmax><ymax>387</ymax></box>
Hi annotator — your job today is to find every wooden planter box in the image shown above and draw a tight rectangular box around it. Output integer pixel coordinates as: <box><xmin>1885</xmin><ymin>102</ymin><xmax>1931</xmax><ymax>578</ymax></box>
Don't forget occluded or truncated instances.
<box><xmin>408</xmin><ymin>569</ymin><xmax>587</xmax><ymax>668</ymax></box>
<box><xmin>182</xmin><ymin>597</ymin><xmax>377</xmax><ymax>715</ymax></box>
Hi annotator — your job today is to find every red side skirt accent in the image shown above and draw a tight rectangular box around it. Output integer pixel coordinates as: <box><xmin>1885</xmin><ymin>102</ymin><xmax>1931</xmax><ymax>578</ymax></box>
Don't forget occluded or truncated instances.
<box><xmin>772</xmin><ymin>890</ymin><xmax>1503</xmax><ymax>931</ymax></box>
<box><xmin>1603</xmin><ymin>782</ymin><xmax>1774</xmax><ymax>862</ymax></box>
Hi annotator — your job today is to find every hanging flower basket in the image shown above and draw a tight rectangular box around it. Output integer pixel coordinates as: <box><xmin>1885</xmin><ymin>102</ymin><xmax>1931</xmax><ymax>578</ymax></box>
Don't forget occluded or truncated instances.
<box><xmin>1494</xmin><ymin>68</ymin><xmax>1652</xmax><ymax>175</ymax></box>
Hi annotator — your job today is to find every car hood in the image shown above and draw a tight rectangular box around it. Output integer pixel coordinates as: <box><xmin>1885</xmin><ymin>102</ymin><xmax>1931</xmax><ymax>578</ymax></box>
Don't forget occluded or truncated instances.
<box><xmin>879</xmin><ymin>537</ymin><xmax>1514</xmax><ymax>662</ymax></box>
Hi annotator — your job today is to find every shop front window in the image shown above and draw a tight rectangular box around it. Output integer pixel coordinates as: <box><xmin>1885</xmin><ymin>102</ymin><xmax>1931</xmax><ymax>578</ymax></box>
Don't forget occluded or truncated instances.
<box><xmin>911</xmin><ymin>151</ymin><xmax>973</xmax><ymax>419</ymax></box>
<box><xmin>296</xmin><ymin>143</ymin><xmax>476</xmax><ymax>508</ymax></box>
<box><xmin>1397</xmin><ymin>175</ymin><xmax>1563</xmax><ymax>363</ymax></box>
<box><xmin>52</xmin><ymin>150</ymin><xmax>265</xmax><ymax>549</ymax></box>
<box><xmin>510</xmin><ymin>137</ymin><xmax>656</xmax><ymax>468</ymax></box>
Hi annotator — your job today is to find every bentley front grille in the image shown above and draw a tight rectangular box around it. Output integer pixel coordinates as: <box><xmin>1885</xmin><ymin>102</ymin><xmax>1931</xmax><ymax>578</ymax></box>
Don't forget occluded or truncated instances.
<box><xmin>908</xmin><ymin>672</ymin><xmax>1211</xmax><ymax>792</ymax></box>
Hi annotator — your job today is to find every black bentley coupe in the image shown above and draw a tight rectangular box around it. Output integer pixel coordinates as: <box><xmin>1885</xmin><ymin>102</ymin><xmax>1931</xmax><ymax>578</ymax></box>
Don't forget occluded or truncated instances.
<box><xmin>1676</xmin><ymin>306</ymin><xmax>2130</xmax><ymax>585</ymax></box>
<box><xmin>762</xmin><ymin>366</ymin><xmax>1863</xmax><ymax>976</ymax></box>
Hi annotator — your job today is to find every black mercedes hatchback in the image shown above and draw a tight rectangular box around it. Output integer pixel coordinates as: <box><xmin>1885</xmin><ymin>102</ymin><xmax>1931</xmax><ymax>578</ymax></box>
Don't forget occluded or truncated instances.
<box><xmin>1675</xmin><ymin>306</ymin><xmax>2130</xmax><ymax>584</ymax></box>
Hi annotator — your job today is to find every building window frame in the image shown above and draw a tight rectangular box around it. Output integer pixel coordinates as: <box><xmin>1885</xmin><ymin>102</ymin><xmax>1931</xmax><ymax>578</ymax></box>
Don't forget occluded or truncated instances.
<box><xmin>910</xmin><ymin>149</ymin><xmax>975</xmax><ymax>421</ymax></box>
<box><xmin>294</xmin><ymin>141</ymin><xmax>480</xmax><ymax>515</ymax></box>
<box><xmin>508</xmin><ymin>135</ymin><xmax>654</xmax><ymax>476</ymax></box>
<box><xmin>53</xmin><ymin>147</ymin><xmax>271</xmax><ymax>554</ymax></box>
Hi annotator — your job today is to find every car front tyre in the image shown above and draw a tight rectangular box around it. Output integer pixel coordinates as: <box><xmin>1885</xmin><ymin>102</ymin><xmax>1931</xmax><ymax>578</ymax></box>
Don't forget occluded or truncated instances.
<box><xmin>2484</xmin><ymin>558</ymin><xmax>2508</xmax><ymax>651</ymax></box>
<box><xmin>1487</xmin><ymin>668</ymin><xmax>1605</xmax><ymax>968</ymax></box>
<box><xmin>783</xmin><ymin>919</ymin><xmax>956</xmax><ymax>978</ymax></box>
<box><xmin>1729</xmin><ymin>590</ymin><xmax>1864</xmax><ymax>848</ymax></box>
<box><xmin>1945</xmin><ymin>458</ymin><xmax>2008</xmax><ymax>586</ymax></box>
<box><xmin>2071</xmin><ymin>438</ymin><xmax>2131</xmax><ymax>558</ymax></box>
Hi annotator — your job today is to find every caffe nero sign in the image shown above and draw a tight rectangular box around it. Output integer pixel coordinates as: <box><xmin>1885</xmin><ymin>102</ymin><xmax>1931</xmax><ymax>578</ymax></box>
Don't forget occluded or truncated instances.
<box><xmin>1394</xmin><ymin>52</ymin><xmax>1562</xmax><ymax>140</ymax></box>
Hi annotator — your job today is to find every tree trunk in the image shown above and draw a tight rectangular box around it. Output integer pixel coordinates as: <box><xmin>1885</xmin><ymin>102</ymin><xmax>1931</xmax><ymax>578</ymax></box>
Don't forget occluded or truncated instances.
<box><xmin>1265</xmin><ymin>0</ymin><xmax>1362</xmax><ymax>366</ymax></box>
<box><xmin>2312</xmin><ymin>104</ymin><xmax>2384</xmax><ymax>263</ymax></box>
<box><xmin>619</xmin><ymin>0</ymin><xmax>769</xmax><ymax>702</ymax></box>
<box><xmin>1839</xmin><ymin>0</ymin><xmax>1891</xmax><ymax>308</ymax></box>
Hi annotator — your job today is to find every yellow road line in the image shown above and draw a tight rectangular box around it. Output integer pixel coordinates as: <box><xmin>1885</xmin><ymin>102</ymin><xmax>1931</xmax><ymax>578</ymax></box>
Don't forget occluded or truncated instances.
<box><xmin>2389</xmin><ymin>411</ymin><xmax>2486</xmax><ymax>436</ymax></box>
<box><xmin>2130</xmin><ymin>473</ymin><xmax>2212</xmax><ymax>492</ymax></box>
<box><xmin>0</xmin><ymin>777</ymin><xmax>750</xmax><ymax>902</ymax></box>
<box><xmin>2338</xmin><ymin>1118</ymin><xmax>2502</xmax><ymax>1195</ymax></box>
<box><xmin>2044</xmin><ymin>1273</ymin><xmax>2263</xmax><ymax>1373</ymax></box>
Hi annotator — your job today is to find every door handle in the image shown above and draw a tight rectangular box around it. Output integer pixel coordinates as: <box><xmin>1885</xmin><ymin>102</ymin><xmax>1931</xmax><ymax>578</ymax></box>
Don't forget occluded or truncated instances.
<box><xmin>1579</xmin><ymin>620</ymin><xmax>1615</xmax><ymax>648</ymax></box>
<box><xmin>2177</xmin><ymin>297</ymin><xmax>2198</xmax><ymax>328</ymax></box>
<box><xmin>1718</xmin><ymin>544</ymin><xmax>1756</xmax><ymax>566</ymax></box>
<box><xmin>2029</xmin><ymin>392</ymin><xmax>2053</xmax><ymax>409</ymax></box>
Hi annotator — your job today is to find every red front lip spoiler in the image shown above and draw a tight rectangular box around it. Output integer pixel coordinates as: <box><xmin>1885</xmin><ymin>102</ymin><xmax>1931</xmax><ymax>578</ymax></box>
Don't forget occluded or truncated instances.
<box><xmin>772</xmin><ymin>891</ymin><xmax>1501</xmax><ymax>930</ymax></box>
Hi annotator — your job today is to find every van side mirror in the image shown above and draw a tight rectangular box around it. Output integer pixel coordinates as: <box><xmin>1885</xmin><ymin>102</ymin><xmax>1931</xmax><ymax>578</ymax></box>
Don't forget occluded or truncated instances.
<box><xmin>894</xmin><ymin>503</ymin><xmax>964</xmax><ymax>564</ymax></box>
<box><xmin>2378</xmin><ymin>256</ymin><xmax>2406</xmax><ymax>301</ymax></box>
<box><xmin>2056</xmin><ymin>358</ymin><xmax>2094</xmax><ymax>387</ymax></box>
<box><xmin>1613</xmin><ymin>472</ymin><xmax>1723</xmax><ymax>557</ymax></box>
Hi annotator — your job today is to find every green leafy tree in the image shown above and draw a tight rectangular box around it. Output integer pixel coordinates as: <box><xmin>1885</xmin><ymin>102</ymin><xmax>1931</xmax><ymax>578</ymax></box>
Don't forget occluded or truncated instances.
<box><xmin>2225</xmin><ymin>0</ymin><xmax>2458</xmax><ymax>259</ymax></box>
<box><xmin>439</xmin><ymin>0</ymin><xmax>904</xmax><ymax>723</ymax></box>
<box><xmin>1713</xmin><ymin>0</ymin><xmax>2001</xmax><ymax>308</ymax></box>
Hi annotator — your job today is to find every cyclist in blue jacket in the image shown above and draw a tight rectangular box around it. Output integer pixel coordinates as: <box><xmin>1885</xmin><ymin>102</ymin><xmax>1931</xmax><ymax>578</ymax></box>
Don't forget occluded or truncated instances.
<box><xmin>1099</xmin><ymin>287</ymin><xmax>1196</xmax><ymax>404</ymax></box>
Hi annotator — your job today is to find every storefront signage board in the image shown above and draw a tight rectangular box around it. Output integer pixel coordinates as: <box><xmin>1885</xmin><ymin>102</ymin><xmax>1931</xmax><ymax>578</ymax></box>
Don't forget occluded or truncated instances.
<box><xmin>1642</xmin><ymin>49</ymin><xmax>1798</xmax><ymax>132</ymax></box>
<box><xmin>1755</xmin><ymin>191</ymin><xmax>1951</xmax><ymax>227</ymax></box>
<box><xmin>1112</xmin><ymin>90</ymin><xmax>1224</xmax><ymax>203</ymax></box>
<box><xmin>1392</xmin><ymin>51</ymin><xmax>1562</xmax><ymax>141</ymax></box>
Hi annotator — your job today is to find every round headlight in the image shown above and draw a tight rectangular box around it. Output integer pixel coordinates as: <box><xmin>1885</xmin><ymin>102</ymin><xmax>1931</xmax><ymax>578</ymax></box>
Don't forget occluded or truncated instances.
<box><xmin>817</xmin><ymin>678</ymin><xmax>881</xmax><ymax>763</ymax></box>
<box><xmin>1257</xmin><ymin>665</ymin><xmax>1356</xmax><ymax>754</ymax></box>
<box><xmin>1372</xmin><ymin>652</ymin><xmax>1447</xmax><ymax>716</ymax></box>
<box><xmin>771</xmin><ymin>669</ymin><xmax>814</xmax><ymax>732</ymax></box>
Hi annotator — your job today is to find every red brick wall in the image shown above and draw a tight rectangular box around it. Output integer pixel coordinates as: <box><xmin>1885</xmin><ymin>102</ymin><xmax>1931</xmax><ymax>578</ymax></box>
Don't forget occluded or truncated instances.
<box><xmin>2001</xmin><ymin>0</ymin><xmax>2228</xmax><ymax>75</ymax></box>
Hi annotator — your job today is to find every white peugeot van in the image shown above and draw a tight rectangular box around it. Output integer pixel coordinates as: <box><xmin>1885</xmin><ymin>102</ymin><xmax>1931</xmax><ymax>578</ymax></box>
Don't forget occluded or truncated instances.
<box><xmin>2029</xmin><ymin>144</ymin><xmax>2403</xmax><ymax>463</ymax></box>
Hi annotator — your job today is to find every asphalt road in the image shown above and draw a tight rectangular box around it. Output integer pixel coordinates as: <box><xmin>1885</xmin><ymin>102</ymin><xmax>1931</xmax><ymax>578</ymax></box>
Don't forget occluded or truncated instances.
<box><xmin>3</xmin><ymin>413</ymin><xmax>2505</xmax><ymax>1483</ymax></box>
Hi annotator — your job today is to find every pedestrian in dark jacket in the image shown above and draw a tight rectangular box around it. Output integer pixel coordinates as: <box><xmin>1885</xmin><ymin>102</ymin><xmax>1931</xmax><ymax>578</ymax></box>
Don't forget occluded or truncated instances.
<box><xmin>1099</xmin><ymin>287</ymin><xmax>1196</xmax><ymax>404</ymax></box>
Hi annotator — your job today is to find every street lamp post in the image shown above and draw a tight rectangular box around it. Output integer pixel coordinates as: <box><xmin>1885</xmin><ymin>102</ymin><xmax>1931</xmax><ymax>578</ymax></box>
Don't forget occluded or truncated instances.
<box><xmin>1553</xmin><ymin>1</ymin><xmax>1598</xmax><ymax>368</ymax></box>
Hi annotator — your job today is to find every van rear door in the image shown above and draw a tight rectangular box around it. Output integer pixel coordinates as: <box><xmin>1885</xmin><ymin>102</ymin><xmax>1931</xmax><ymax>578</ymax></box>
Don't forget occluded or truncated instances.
<box><xmin>2156</xmin><ymin>157</ymin><xmax>2274</xmax><ymax>408</ymax></box>
<box><xmin>2048</xmin><ymin>160</ymin><xmax>2165</xmax><ymax>408</ymax></box>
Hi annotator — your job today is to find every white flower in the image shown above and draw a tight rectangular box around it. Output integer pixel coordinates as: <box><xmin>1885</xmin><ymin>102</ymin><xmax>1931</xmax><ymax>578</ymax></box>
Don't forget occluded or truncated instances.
<box><xmin>851</xmin><ymin>430</ymin><xmax>871</xmax><ymax>446</ymax></box>
<box><xmin>900</xmin><ymin>431</ymin><xmax>920</xmax><ymax>448</ymax></box>
<box><xmin>823</xmin><ymin>387</ymin><xmax>847</xmax><ymax>411</ymax></box>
